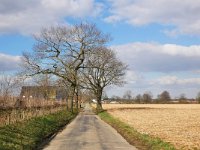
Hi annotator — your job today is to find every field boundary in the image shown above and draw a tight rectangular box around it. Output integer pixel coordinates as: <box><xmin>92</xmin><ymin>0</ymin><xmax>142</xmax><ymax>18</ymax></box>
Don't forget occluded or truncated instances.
<box><xmin>0</xmin><ymin>105</ymin><xmax>67</xmax><ymax>126</ymax></box>
<box><xmin>98</xmin><ymin>111</ymin><xmax>176</xmax><ymax>150</ymax></box>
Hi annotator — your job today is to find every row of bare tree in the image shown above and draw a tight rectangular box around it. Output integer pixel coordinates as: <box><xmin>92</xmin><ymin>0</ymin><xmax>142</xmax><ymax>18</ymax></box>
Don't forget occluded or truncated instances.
<box><xmin>113</xmin><ymin>90</ymin><xmax>200</xmax><ymax>103</ymax></box>
<box><xmin>21</xmin><ymin>22</ymin><xmax>127</xmax><ymax>112</ymax></box>
<box><xmin>121</xmin><ymin>90</ymin><xmax>168</xmax><ymax>102</ymax></box>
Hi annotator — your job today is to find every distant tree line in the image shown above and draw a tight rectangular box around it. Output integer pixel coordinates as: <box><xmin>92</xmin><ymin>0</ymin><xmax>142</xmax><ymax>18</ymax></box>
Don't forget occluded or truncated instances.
<box><xmin>109</xmin><ymin>90</ymin><xmax>199</xmax><ymax>104</ymax></box>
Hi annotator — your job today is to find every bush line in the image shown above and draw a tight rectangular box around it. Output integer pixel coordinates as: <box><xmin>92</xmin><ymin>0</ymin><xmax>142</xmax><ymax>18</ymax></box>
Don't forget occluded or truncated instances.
<box><xmin>98</xmin><ymin>111</ymin><xmax>176</xmax><ymax>150</ymax></box>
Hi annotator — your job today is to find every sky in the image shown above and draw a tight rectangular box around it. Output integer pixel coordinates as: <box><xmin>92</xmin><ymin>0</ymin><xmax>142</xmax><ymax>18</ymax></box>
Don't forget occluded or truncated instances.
<box><xmin>1</xmin><ymin>0</ymin><xmax>200</xmax><ymax>98</ymax></box>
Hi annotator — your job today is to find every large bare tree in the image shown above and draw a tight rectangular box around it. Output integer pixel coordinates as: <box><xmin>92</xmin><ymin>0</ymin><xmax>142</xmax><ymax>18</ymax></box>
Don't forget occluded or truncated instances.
<box><xmin>22</xmin><ymin>23</ymin><xmax>110</xmax><ymax>112</ymax></box>
<box><xmin>81</xmin><ymin>47</ymin><xmax>127</xmax><ymax>110</ymax></box>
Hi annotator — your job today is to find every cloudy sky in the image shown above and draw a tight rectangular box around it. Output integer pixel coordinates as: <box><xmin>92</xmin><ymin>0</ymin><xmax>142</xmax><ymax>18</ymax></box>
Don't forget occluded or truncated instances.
<box><xmin>1</xmin><ymin>0</ymin><xmax>200</xmax><ymax>98</ymax></box>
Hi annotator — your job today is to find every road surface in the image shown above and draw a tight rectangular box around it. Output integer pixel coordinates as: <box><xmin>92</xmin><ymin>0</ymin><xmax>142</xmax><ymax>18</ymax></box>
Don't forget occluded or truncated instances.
<box><xmin>43</xmin><ymin>103</ymin><xmax>137</xmax><ymax>150</ymax></box>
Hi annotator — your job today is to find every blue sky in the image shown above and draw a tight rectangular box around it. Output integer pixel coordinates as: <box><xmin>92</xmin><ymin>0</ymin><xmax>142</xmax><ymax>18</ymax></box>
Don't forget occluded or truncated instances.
<box><xmin>1</xmin><ymin>0</ymin><xmax>200</xmax><ymax>98</ymax></box>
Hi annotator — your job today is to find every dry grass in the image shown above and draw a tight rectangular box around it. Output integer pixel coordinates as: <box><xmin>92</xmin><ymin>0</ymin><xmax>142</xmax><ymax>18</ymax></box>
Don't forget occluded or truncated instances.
<box><xmin>103</xmin><ymin>104</ymin><xmax>200</xmax><ymax>150</ymax></box>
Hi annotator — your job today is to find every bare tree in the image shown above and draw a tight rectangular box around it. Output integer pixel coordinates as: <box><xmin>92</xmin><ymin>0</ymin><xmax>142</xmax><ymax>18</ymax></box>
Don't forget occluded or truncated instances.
<box><xmin>22</xmin><ymin>23</ymin><xmax>110</xmax><ymax>112</ymax></box>
<box><xmin>196</xmin><ymin>91</ymin><xmax>200</xmax><ymax>103</ymax></box>
<box><xmin>0</xmin><ymin>72</ymin><xmax>23</xmax><ymax>107</ymax></box>
<box><xmin>123</xmin><ymin>90</ymin><xmax>133</xmax><ymax>100</ymax></box>
<box><xmin>158</xmin><ymin>90</ymin><xmax>171</xmax><ymax>102</ymax></box>
<box><xmin>33</xmin><ymin>74</ymin><xmax>54</xmax><ymax>87</ymax></box>
<box><xmin>31</xmin><ymin>74</ymin><xmax>57</xmax><ymax>100</ymax></box>
<box><xmin>135</xmin><ymin>94</ymin><xmax>142</xmax><ymax>103</ymax></box>
<box><xmin>179</xmin><ymin>93</ymin><xmax>187</xmax><ymax>103</ymax></box>
<box><xmin>142</xmin><ymin>91</ymin><xmax>153</xmax><ymax>103</ymax></box>
<box><xmin>111</xmin><ymin>95</ymin><xmax>121</xmax><ymax>100</ymax></box>
<box><xmin>81</xmin><ymin>47</ymin><xmax>127</xmax><ymax>110</ymax></box>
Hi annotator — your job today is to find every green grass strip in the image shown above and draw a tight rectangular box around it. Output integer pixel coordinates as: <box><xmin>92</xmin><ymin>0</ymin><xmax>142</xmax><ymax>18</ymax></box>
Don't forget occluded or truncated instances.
<box><xmin>99</xmin><ymin>111</ymin><xmax>176</xmax><ymax>150</ymax></box>
<box><xmin>0</xmin><ymin>109</ymin><xmax>77</xmax><ymax>150</ymax></box>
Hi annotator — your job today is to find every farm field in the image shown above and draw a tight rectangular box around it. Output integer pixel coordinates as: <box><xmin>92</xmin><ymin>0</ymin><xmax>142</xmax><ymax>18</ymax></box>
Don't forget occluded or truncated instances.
<box><xmin>103</xmin><ymin>104</ymin><xmax>200</xmax><ymax>149</ymax></box>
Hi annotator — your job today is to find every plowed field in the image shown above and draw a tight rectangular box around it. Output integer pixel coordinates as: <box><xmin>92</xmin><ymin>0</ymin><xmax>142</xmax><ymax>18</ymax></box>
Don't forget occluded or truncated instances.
<box><xmin>103</xmin><ymin>104</ymin><xmax>200</xmax><ymax>149</ymax></box>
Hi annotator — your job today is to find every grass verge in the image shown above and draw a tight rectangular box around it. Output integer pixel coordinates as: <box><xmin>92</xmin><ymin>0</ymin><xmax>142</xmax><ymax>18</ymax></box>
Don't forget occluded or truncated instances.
<box><xmin>98</xmin><ymin>111</ymin><xmax>176</xmax><ymax>150</ymax></box>
<box><xmin>0</xmin><ymin>109</ymin><xmax>77</xmax><ymax>150</ymax></box>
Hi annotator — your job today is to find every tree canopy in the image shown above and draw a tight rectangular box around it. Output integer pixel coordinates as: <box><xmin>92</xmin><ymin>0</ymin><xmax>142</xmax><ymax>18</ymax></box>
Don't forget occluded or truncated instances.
<box><xmin>22</xmin><ymin>22</ymin><xmax>126</xmax><ymax>111</ymax></box>
<box><xmin>81</xmin><ymin>47</ymin><xmax>127</xmax><ymax>110</ymax></box>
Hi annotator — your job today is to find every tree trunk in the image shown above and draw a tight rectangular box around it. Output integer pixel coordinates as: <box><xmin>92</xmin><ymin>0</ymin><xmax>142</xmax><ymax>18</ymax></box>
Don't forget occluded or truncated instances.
<box><xmin>66</xmin><ymin>97</ymin><xmax>68</xmax><ymax>111</ymax></box>
<box><xmin>69</xmin><ymin>84</ymin><xmax>75</xmax><ymax>113</ymax></box>
<box><xmin>73</xmin><ymin>70</ymin><xmax>79</xmax><ymax>111</ymax></box>
<box><xmin>96</xmin><ymin>100</ymin><xmax>102</xmax><ymax>111</ymax></box>
<box><xmin>75</xmin><ymin>88</ymin><xmax>79</xmax><ymax>110</ymax></box>
<box><xmin>64</xmin><ymin>86</ymin><xmax>69</xmax><ymax>111</ymax></box>
<box><xmin>96</xmin><ymin>89</ymin><xmax>103</xmax><ymax>111</ymax></box>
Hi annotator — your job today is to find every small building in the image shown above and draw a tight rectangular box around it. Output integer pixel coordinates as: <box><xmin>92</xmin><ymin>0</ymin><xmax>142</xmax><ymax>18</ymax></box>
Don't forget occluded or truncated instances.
<box><xmin>20</xmin><ymin>86</ymin><xmax>68</xmax><ymax>100</ymax></box>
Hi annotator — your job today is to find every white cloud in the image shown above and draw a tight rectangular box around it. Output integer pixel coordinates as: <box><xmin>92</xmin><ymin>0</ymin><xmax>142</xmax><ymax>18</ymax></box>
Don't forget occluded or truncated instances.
<box><xmin>109</xmin><ymin>42</ymin><xmax>200</xmax><ymax>98</ymax></box>
<box><xmin>106</xmin><ymin>0</ymin><xmax>200</xmax><ymax>36</ymax></box>
<box><xmin>124</xmin><ymin>70</ymin><xmax>143</xmax><ymax>84</ymax></box>
<box><xmin>0</xmin><ymin>53</ymin><xmax>21</xmax><ymax>71</ymax></box>
<box><xmin>112</xmin><ymin>42</ymin><xmax>200</xmax><ymax>72</ymax></box>
<box><xmin>151</xmin><ymin>76</ymin><xmax>200</xmax><ymax>85</ymax></box>
<box><xmin>0</xmin><ymin>0</ymin><xmax>103</xmax><ymax>35</ymax></box>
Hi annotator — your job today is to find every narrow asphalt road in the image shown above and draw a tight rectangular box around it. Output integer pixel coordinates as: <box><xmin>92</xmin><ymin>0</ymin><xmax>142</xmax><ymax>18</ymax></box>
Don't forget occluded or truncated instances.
<box><xmin>43</xmin><ymin>103</ymin><xmax>137</xmax><ymax>150</ymax></box>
